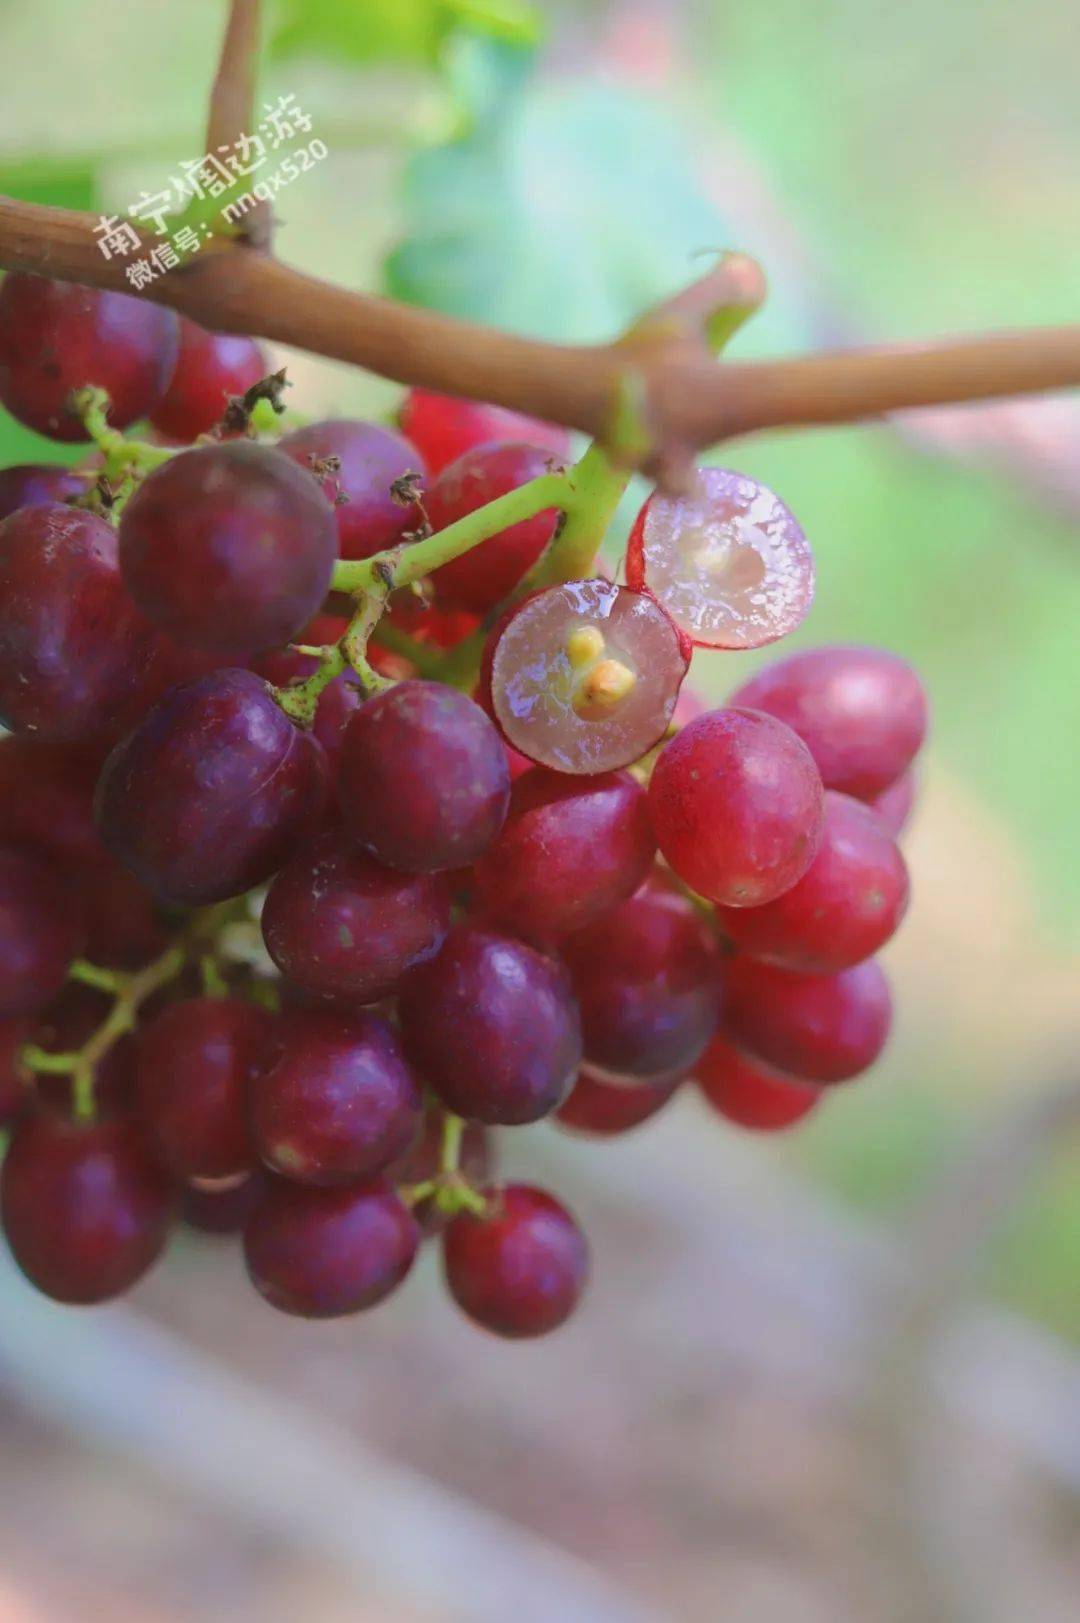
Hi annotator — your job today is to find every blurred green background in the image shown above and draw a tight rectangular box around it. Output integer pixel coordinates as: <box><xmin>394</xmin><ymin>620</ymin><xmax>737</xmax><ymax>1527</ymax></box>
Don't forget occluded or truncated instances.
<box><xmin>1</xmin><ymin>0</ymin><xmax>1077</xmax><ymax>1340</ymax></box>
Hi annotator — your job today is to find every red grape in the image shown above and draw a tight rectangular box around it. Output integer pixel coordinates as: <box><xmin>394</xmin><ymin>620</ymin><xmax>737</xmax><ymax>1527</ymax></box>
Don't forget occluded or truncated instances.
<box><xmin>0</xmin><ymin>844</ymin><xmax>84</xmax><ymax>1019</ymax></box>
<box><xmin>243</xmin><ymin>1177</ymin><xmax>419</xmax><ymax>1318</ymax></box>
<box><xmin>280</xmin><ymin>418</ymin><xmax>423</xmax><ymax>561</ymax></box>
<box><xmin>486</xmin><ymin>578</ymin><xmax>689</xmax><ymax>774</ymax></box>
<box><xmin>561</xmin><ymin>874</ymin><xmax>721</xmax><ymax>1077</ymax></box>
<box><xmin>0</xmin><ymin>463</ymin><xmax>86</xmax><ymax>519</ymax></box>
<box><xmin>181</xmin><ymin>1169</ymin><xmax>267</xmax><ymax>1236</ymax></box>
<box><xmin>384</xmin><ymin>1107</ymin><xmax>492</xmax><ymax>1236</ymax></box>
<box><xmin>399</xmin><ymin>388</ymin><xmax>571</xmax><ymax>477</ymax></box>
<box><xmin>728</xmin><ymin>645</ymin><xmax>928</xmax><ymax>800</ymax></box>
<box><xmin>0</xmin><ymin>273</ymin><xmax>178</xmax><ymax>441</ymax></box>
<box><xmin>723</xmin><ymin>957</ymin><xmax>892</xmax><ymax>1084</ymax></box>
<box><xmin>95</xmin><ymin>668</ymin><xmax>329</xmax><ymax>905</ymax></box>
<box><xmin>696</xmin><ymin>1035</ymin><xmax>820</xmax><ymax>1130</ymax></box>
<box><xmin>79</xmin><ymin>857</ymin><xmax>171</xmax><ymax>971</ymax></box>
<box><xmin>473</xmin><ymin>766</ymin><xmax>655</xmax><ymax>943</ymax></box>
<box><xmin>870</xmin><ymin>770</ymin><xmax>917</xmax><ymax>839</ymax></box>
<box><xmin>555</xmin><ymin>1066</ymin><xmax>681</xmax><ymax>1136</ymax></box>
<box><xmin>149</xmin><ymin>317</ymin><xmax>266</xmax><ymax>441</ymax></box>
<box><xmin>136</xmin><ymin>997</ymin><xmax>275</xmax><ymax>1179</ymax></box>
<box><xmin>0</xmin><ymin>737</ymin><xmax>103</xmax><ymax>863</ymax></box>
<box><xmin>1</xmin><ymin>1111</ymin><xmax>176</xmax><ymax>1303</ymax></box>
<box><xmin>0</xmin><ymin>503</ymin><xmax>158</xmax><ymax>741</ymax></box>
<box><xmin>251</xmin><ymin>1008</ymin><xmax>422</xmax><ymax>1186</ymax></box>
<box><xmin>262</xmin><ymin>829</ymin><xmax>451</xmax><ymax>1002</ymax></box>
<box><xmin>398</xmin><ymin>925</ymin><xmax>582</xmax><ymax>1125</ymax></box>
<box><xmin>0</xmin><ymin>1018</ymin><xmax>31</xmax><ymax>1127</ymax></box>
<box><xmin>425</xmin><ymin>442</ymin><xmax>564</xmax><ymax>613</ymax></box>
<box><xmin>118</xmin><ymin>442</ymin><xmax>337</xmax><ymax>656</ymax></box>
<box><xmin>715</xmin><ymin>791</ymin><xmax>909</xmax><ymax>973</ymax></box>
<box><xmin>337</xmin><ymin>680</ymin><xmax>510</xmax><ymax>872</ymax></box>
<box><xmin>626</xmin><ymin>467</ymin><xmax>814</xmax><ymax>649</ymax></box>
<box><xmin>648</xmin><ymin>707</ymin><xmax>824</xmax><ymax>906</ymax></box>
<box><xmin>442</xmin><ymin>1183</ymin><xmax>587</xmax><ymax>1338</ymax></box>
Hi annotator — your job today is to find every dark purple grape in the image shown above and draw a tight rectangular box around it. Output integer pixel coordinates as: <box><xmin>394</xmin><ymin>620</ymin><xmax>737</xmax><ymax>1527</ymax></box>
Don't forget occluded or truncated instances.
<box><xmin>95</xmin><ymin>668</ymin><xmax>329</xmax><ymax>905</ymax></box>
<box><xmin>399</xmin><ymin>388</ymin><xmax>571</xmax><ymax>477</ymax></box>
<box><xmin>648</xmin><ymin>707</ymin><xmax>825</xmax><ymax>907</ymax></box>
<box><xmin>251</xmin><ymin>1008</ymin><xmax>422</xmax><ymax>1186</ymax></box>
<box><xmin>398</xmin><ymin>925</ymin><xmax>581</xmax><ymax>1125</ymax></box>
<box><xmin>262</xmin><ymin>830</ymin><xmax>451</xmax><ymax>1002</ymax></box>
<box><xmin>0</xmin><ymin>737</ymin><xmax>103</xmax><ymax>863</ymax></box>
<box><xmin>243</xmin><ymin>1177</ymin><xmax>419</xmax><ymax>1318</ymax></box>
<box><xmin>118</xmin><ymin>442</ymin><xmax>338</xmax><ymax>655</ymax></box>
<box><xmin>0</xmin><ymin>273</ymin><xmax>178</xmax><ymax>441</ymax></box>
<box><xmin>723</xmin><ymin>957</ymin><xmax>892</xmax><ymax>1085</ymax></box>
<box><xmin>627</xmin><ymin>467</ymin><xmax>814</xmax><ymax>649</ymax></box>
<box><xmin>79</xmin><ymin>856</ymin><xmax>171</xmax><ymax>971</ymax></box>
<box><xmin>1</xmin><ymin>1110</ymin><xmax>176</xmax><ymax>1303</ymax></box>
<box><xmin>149</xmin><ymin>317</ymin><xmax>267</xmax><ymax>441</ymax></box>
<box><xmin>337</xmin><ymin>680</ymin><xmax>509</xmax><ymax>873</ymax></box>
<box><xmin>426</xmin><ymin>442</ymin><xmax>564</xmax><ymax>613</ymax></box>
<box><xmin>0</xmin><ymin>843</ymin><xmax>84</xmax><ymax>1019</ymax></box>
<box><xmin>555</xmin><ymin>1066</ymin><xmax>681</xmax><ymax>1137</ymax></box>
<box><xmin>279</xmin><ymin>418</ymin><xmax>423</xmax><ymax>561</ymax></box>
<box><xmin>0</xmin><ymin>503</ymin><xmax>158</xmax><ymax>741</ymax></box>
<box><xmin>714</xmin><ymin>791</ymin><xmax>910</xmax><ymax>973</ymax></box>
<box><xmin>561</xmin><ymin>874</ymin><xmax>722</xmax><ymax>1078</ymax></box>
<box><xmin>728</xmin><ymin>646</ymin><xmax>929</xmax><ymax>800</ymax></box>
<box><xmin>442</xmin><ymin>1183</ymin><xmax>588</xmax><ymax>1338</ymax></box>
<box><xmin>0</xmin><ymin>463</ymin><xmax>85</xmax><ymax>520</ymax></box>
<box><xmin>473</xmin><ymin>766</ymin><xmax>655</xmax><ymax>943</ymax></box>
<box><xmin>136</xmin><ymin>997</ymin><xmax>275</xmax><ymax>1179</ymax></box>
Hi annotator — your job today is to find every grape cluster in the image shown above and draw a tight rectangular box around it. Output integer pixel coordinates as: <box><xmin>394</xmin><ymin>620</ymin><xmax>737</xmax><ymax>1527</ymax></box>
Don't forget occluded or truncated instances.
<box><xmin>0</xmin><ymin>270</ymin><xmax>926</xmax><ymax>1337</ymax></box>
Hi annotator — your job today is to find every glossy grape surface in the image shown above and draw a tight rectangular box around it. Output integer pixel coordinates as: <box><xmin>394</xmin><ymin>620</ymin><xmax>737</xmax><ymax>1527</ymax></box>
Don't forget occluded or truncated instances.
<box><xmin>280</xmin><ymin>418</ymin><xmax>423</xmax><ymax>561</ymax></box>
<box><xmin>443</xmin><ymin>1183</ymin><xmax>588</xmax><ymax>1338</ymax></box>
<box><xmin>723</xmin><ymin>957</ymin><xmax>892</xmax><ymax>1084</ymax></box>
<box><xmin>399</xmin><ymin>388</ymin><xmax>571</xmax><ymax>476</ymax></box>
<box><xmin>696</xmin><ymin>1034</ymin><xmax>820</xmax><ymax>1130</ymax></box>
<box><xmin>150</xmin><ymin>318</ymin><xmax>267</xmax><ymax>441</ymax></box>
<box><xmin>426</xmin><ymin>442</ymin><xmax>564</xmax><ymax>613</ymax></box>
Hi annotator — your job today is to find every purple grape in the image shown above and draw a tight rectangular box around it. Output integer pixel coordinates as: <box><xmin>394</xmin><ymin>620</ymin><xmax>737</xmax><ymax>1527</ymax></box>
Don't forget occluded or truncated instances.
<box><xmin>0</xmin><ymin>464</ymin><xmax>85</xmax><ymax>520</ymax></box>
<box><xmin>280</xmin><ymin>418</ymin><xmax>424</xmax><ymax>561</ymax></box>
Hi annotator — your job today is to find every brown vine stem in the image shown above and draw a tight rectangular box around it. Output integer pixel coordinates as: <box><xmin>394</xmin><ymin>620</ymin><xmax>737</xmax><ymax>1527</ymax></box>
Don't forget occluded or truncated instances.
<box><xmin>205</xmin><ymin>0</ymin><xmax>271</xmax><ymax>248</ymax></box>
<box><xmin>0</xmin><ymin>193</ymin><xmax>1076</xmax><ymax>477</ymax></box>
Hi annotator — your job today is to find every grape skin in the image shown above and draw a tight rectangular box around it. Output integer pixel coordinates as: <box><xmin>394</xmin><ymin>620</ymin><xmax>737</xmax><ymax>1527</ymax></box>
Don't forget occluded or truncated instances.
<box><xmin>243</xmin><ymin>1178</ymin><xmax>419</xmax><ymax>1319</ymax></box>
<box><xmin>723</xmin><ymin>957</ymin><xmax>893</xmax><ymax>1085</ymax></box>
<box><xmin>555</xmin><ymin>1067</ymin><xmax>682</xmax><ymax>1137</ymax></box>
<box><xmin>150</xmin><ymin>318</ymin><xmax>267</xmax><ymax>442</ymax></box>
<box><xmin>0</xmin><ymin>464</ymin><xmax>85</xmax><ymax>520</ymax></box>
<box><xmin>399</xmin><ymin>388</ymin><xmax>571</xmax><ymax>477</ymax></box>
<box><xmin>426</xmin><ymin>441</ymin><xmax>565</xmax><ymax>614</ymax></box>
<box><xmin>280</xmin><ymin>418</ymin><xmax>424</xmax><ymax>562</ymax></box>
<box><xmin>473</xmin><ymin>766</ymin><xmax>656</xmax><ymax>944</ymax></box>
<box><xmin>0</xmin><ymin>503</ymin><xmax>159</xmax><ymax>742</ymax></box>
<box><xmin>696</xmin><ymin>1034</ymin><xmax>820</xmax><ymax>1131</ymax></box>
<box><xmin>648</xmin><ymin>707</ymin><xmax>825</xmax><ymax>908</ymax></box>
<box><xmin>262</xmin><ymin>830</ymin><xmax>451</xmax><ymax>1004</ymax></box>
<box><xmin>337</xmin><ymin>680</ymin><xmax>510</xmax><ymax>874</ymax></box>
<box><xmin>95</xmin><ymin>668</ymin><xmax>330</xmax><ymax>906</ymax></box>
<box><xmin>399</xmin><ymin>925</ymin><xmax>582</xmax><ymax>1125</ymax></box>
<box><xmin>118</xmin><ymin>442</ymin><xmax>339</xmax><ymax>657</ymax></box>
<box><xmin>1</xmin><ymin>1111</ymin><xmax>176</xmax><ymax>1304</ymax></box>
<box><xmin>137</xmin><ymin>997</ymin><xmax>276</xmax><ymax>1180</ymax></box>
<box><xmin>442</xmin><ymin>1183</ymin><xmax>588</xmax><ymax>1339</ymax></box>
<box><xmin>251</xmin><ymin>1008</ymin><xmax>423</xmax><ymax>1187</ymax></box>
<box><xmin>714</xmin><ymin>791</ymin><xmax>909</xmax><ymax>973</ymax></box>
<box><xmin>728</xmin><ymin>645</ymin><xmax>928</xmax><ymax>800</ymax></box>
<box><xmin>0</xmin><ymin>273</ymin><xmax>178</xmax><ymax>442</ymax></box>
<box><xmin>0</xmin><ymin>844</ymin><xmax>85</xmax><ymax>1019</ymax></box>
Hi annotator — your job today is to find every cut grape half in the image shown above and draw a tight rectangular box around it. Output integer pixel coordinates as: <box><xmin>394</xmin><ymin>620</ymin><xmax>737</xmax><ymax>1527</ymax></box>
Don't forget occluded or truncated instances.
<box><xmin>626</xmin><ymin>467</ymin><xmax>814</xmax><ymax>650</ymax></box>
<box><xmin>487</xmin><ymin>579</ymin><xmax>688</xmax><ymax>774</ymax></box>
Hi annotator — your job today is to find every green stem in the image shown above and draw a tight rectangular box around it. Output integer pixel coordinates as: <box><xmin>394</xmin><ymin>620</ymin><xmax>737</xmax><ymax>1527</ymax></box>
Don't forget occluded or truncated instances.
<box><xmin>71</xmin><ymin>386</ymin><xmax>178</xmax><ymax>483</ymax></box>
<box><xmin>200</xmin><ymin>955</ymin><xmax>229</xmax><ymax>999</ymax></box>
<box><xmin>331</xmin><ymin>471</ymin><xmax>572</xmax><ymax>596</ymax></box>
<box><xmin>529</xmin><ymin>443</ymin><xmax>630</xmax><ymax>588</ymax></box>
<box><xmin>68</xmin><ymin>959</ymin><xmax>126</xmax><ymax>995</ymax></box>
<box><xmin>273</xmin><ymin>579</ymin><xmax>392</xmax><ymax>723</ymax></box>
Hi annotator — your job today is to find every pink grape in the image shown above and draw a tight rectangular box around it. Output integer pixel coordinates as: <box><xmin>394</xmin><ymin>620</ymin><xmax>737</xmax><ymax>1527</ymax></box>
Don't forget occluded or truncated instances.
<box><xmin>648</xmin><ymin>707</ymin><xmax>825</xmax><ymax>906</ymax></box>
<box><xmin>715</xmin><ymin>791</ymin><xmax>909</xmax><ymax>972</ymax></box>
<box><xmin>728</xmin><ymin>645</ymin><xmax>928</xmax><ymax>800</ymax></box>
<box><xmin>723</xmin><ymin>957</ymin><xmax>892</xmax><ymax>1084</ymax></box>
<box><xmin>626</xmin><ymin>467</ymin><xmax>814</xmax><ymax>649</ymax></box>
<box><xmin>149</xmin><ymin>317</ymin><xmax>267</xmax><ymax>441</ymax></box>
<box><xmin>426</xmin><ymin>442</ymin><xmax>564</xmax><ymax>613</ymax></box>
<box><xmin>696</xmin><ymin>1034</ymin><xmax>820</xmax><ymax>1130</ymax></box>
<box><xmin>399</xmin><ymin>388</ymin><xmax>571</xmax><ymax>476</ymax></box>
<box><xmin>485</xmin><ymin>578</ymin><xmax>689</xmax><ymax>774</ymax></box>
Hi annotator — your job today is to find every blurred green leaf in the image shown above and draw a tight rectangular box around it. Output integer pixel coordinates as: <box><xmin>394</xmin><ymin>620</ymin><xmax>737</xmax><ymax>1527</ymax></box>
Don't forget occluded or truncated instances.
<box><xmin>269</xmin><ymin>0</ymin><xmax>540</xmax><ymax>68</ymax></box>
